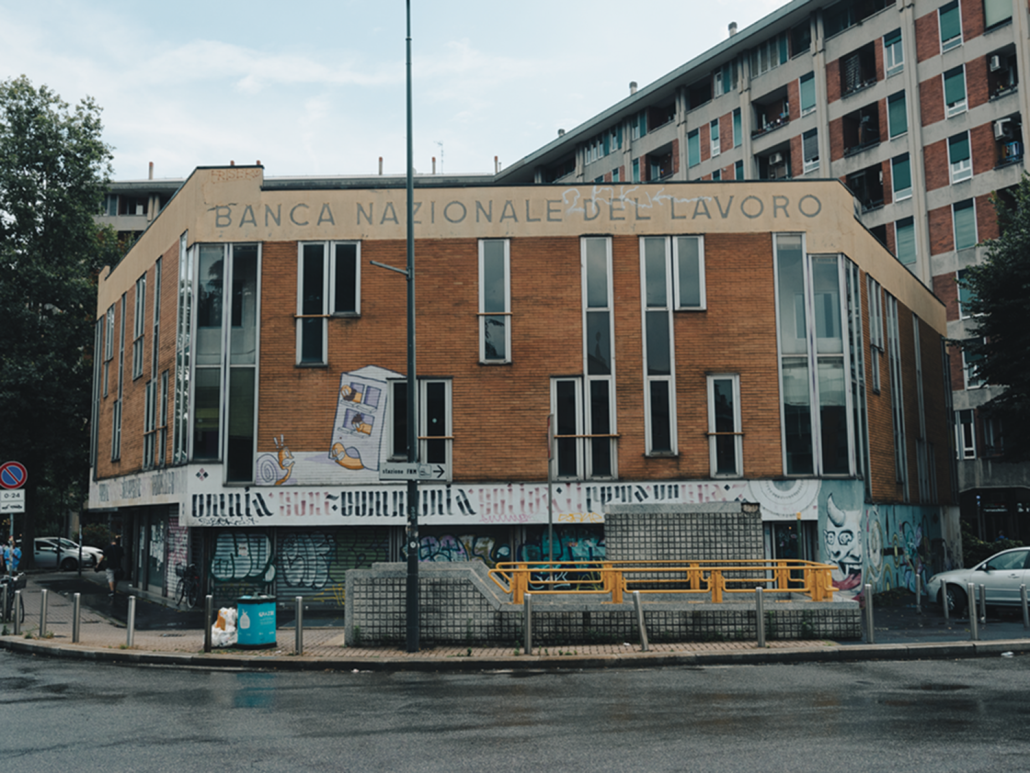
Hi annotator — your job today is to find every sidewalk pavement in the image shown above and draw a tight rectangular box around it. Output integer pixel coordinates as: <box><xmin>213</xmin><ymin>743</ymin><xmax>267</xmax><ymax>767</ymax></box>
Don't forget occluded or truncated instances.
<box><xmin>3</xmin><ymin>571</ymin><xmax>1030</xmax><ymax>671</ymax></box>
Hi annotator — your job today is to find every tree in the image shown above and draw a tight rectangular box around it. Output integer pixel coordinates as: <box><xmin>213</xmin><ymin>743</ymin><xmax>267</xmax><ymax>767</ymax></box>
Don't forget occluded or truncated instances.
<box><xmin>0</xmin><ymin>76</ymin><xmax>120</xmax><ymax>563</ymax></box>
<box><xmin>960</xmin><ymin>174</ymin><xmax>1030</xmax><ymax>463</ymax></box>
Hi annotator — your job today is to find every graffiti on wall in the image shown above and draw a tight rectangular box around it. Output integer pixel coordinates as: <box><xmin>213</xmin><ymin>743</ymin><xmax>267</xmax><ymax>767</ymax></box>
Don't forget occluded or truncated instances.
<box><xmin>516</xmin><ymin>527</ymin><xmax>606</xmax><ymax>563</ymax></box>
<box><xmin>211</xmin><ymin>533</ymin><xmax>275</xmax><ymax>583</ymax></box>
<box><xmin>276</xmin><ymin>529</ymin><xmax>390</xmax><ymax>594</ymax></box>
<box><xmin>824</xmin><ymin>494</ymin><xmax>863</xmax><ymax>596</ymax></box>
<box><xmin>399</xmin><ymin>533</ymin><xmax>513</xmax><ymax>567</ymax></box>
<box><xmin>862</xmin><ymin>506</ymin><xmax>936</xmax><ymax>595</ymax></box>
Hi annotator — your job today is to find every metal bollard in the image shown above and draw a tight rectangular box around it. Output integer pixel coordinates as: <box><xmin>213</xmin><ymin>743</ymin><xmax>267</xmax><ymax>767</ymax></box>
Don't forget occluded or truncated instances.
<box><xmin>968</xmin><ymin>583</ymin><xmax>979</xmax><ymax>641</ymax></box>
<box><xmin>942</xmin><ymin>583</ymin><xmax>950</xmax><ymax>622</ymax></box>
<box><xmin>204</xmin><ymin>595</ymin><xmax>213</xmax><ymax>653</ymax></box>
<box><xmin>755</xmin><ymin>587</ymin><xmax>766</xmax><ymax>648</ymax></box>
<box><xmin>12</xmin><ymin>590</ymin><xmax>21</xmax><ymax>635</ymax></box>
<box><xmin>72</xmin><ymin>593</ymin><xmax>81</xmax><ymax>643</ymax></box>
<box><xmin>979</xmin><ymin>584</ymin><xmax>987</xmax><ymax>626</ymax></box>
<box><xmin>633</xmin><ymin>591</ymin><xmax>649</xmax><ymax>652</ymax></box>
<box><xmin>1022</xmin><ymin>584</ymin><xmax>1029</xmax><ymax>630</ymax></box>
<box><xmin>295</xmin><ymin>596</ymin><xmax>304</xmax><ymax>655</ymax></box>
<box><xmin>126</xmin><ymin>596</ymin><xmax>136</xmax><ymax>648</ymax></box>
<box><xmin>864</xmin><ymin>584</ymin><xmax>874</xmax><ymax>644</ymax></box>
<box><xmin>915</xmin><ymin>575</ymin><xmax>922</xmax><ymax>615</ymax></box>
<box><xmin>523</xmin><ymin>592</ymin><xmax>532</xmax><ymax>655</ymax></box>
<box><xmin>39</xmin><ymin>589</ymin><xmax>48</xmax><ymax>638</ymax></box>
<box><xmin>1</xmin><ymin>582</ymin><xmax>7</xmax><ymax>624</ymax></box>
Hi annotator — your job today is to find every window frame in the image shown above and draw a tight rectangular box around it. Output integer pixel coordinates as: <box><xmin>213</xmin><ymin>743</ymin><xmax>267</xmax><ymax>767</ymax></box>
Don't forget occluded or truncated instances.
<box><xmin>895</xmin><ymin>217</ymin><xmax>917</xmax><ymax>265</ymax></box>
<box><xmin>939</xmin><ymin>0</ymin><xmax>963</xmax><ymax>51</ymax></box>
<box><xmin>802</xmin><ymin>129</ymin><xmax>820</xmax><ymax>174</ymax></box>
<box><xmin>948</xmin><ymin>133</ymin><xmax>972</xmax><ymax>183</ymax></box>
<box><xmin>799</xmin><ymin>72</ymin><xmax>816</xmax><ymax>115</ymax></box>
<box><xmin>867</xmin><ymin>276</ymin><xmax>884</xmax><ymax>395</ymax></box>
<box><xmin>580</xmin><ymin>236</ymin><xmax>618</xmax><ymax>480</ymax></box>
<box><xmin>707</xmin><ymin>374</ymin><xmax>743</xmax><ymax>477</ymax></box>
<box><xmin>952</xmin><ymin>199</ymin><xmax>977</xmax><ymax>250</ymax></box>
<box><xmin>884</xmin><ymin>29</ymin><xmax>904</xmax><ymax>76</ymax></box>
<box><xmin>710</xmin><ymin>120</ymin><xmax>721</xmax><ymax>158</ymax></box>
<box><xmin>673</xmin><ymin>235</ymin><xmax>707</xmax><ymax>311</ymax></box>
<box><xmin>132</xmin><ymin>274</ymin><xmax>146</xmax><ymax>380</ymax></box>
<box><xmin>891</xmin><ymin>154</ymin><xmax>912</xmax><ymax>201</ymax></box>
<box><xmin>687</xmin><ymin>129</ymin><xmax>701</xmax><ymax>168</ymax></box>
<box><xmin>943</xmin><ymin>66</ymin><xmax>967</xmax><ymax>117</ymax></box>
<box><xmin>887</xmin><ymin>91</ymin><xmax>908</xmax><ymax>138</ymax></box>
<box><xmin>955</xmin><ymin>409</ymin><xmax>976</xmax><ymax>459</ymax></box>
<box><xmin>296</xmin><ymin>240</ymin><xmax>362</xmax><ymax>366</ymax></box>
<box><xmin>640</xmin><ymin>237</ymin><xmax>678</xmax><ymax>456</ymax></box>
<box><xmin>478</xmin><ymin>239</ymin><xmax>511</xmax><ymax>364</ymax></box>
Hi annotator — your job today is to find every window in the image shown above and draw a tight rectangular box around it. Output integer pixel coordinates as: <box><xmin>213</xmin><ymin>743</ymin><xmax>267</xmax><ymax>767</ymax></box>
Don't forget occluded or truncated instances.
<box><xmin>173</xmin><ymin>232</ymin><xmax>191</xmax><ymax>465</ymax></box>
<box><xmin>751</xmin><ymin>33</ymin><xmax>788</xmax><ymax>78</ymax></box>
<box><xmin>143</xmin><ymin>379</ymin><xmax>157</xmax><ymax>470</ymax></box>
<box><xmin>710</xmin><ymin>120</ymin><xmax>721</xmax><ymax>157</ymax></box>
<box><xmin>799</xmin><ymin>73</ymin><xmax>816</xmax><ymax>115</ymax></box>
<box><xmin>774</xmin><ymin>235</ymin><xmax>854</xmax><ymax>476</ymax></box>
<box><xmin>632</xmin><ymin>158</ymin><xmax>641</xmax><ymax>183</ymax></box>
<box><xmin>949</xmin><ymin>133</ymin><xmax>972</xmax><ymax>182</ymax></box>
<box><xmin>955</xmin><ymin>409</ymin><xmax>976</xmax><ymax>458</ymax></box>
<box><xmin>885</xmin><ymin>294</ymin><xmax>907</xmax><ymax>485</ymax></box>
<box><xmin>963</xmin><ymin>340</ymin><xmax>985</xmax><ymax>388</ymax></box>
<box><xmin>984</xmin><ymin>0</ymin><xmax>1012</xmax><ymax>27</ymax></box>
<box><xmin>609</xmin><ymin>125</ymin><xmax>623</xmax><ymax>154</ymax></box>
<box><xmin>479</xmin><ymin>239</ymin><xmax>510</xmax><ymax>363</ymax></box>
<box><xmin>708</xmin><ymin>375</ymin><xmax>742</xmax><ymax>476</ymax></box>
<box><xmin>944</xmin><ymin>66</ymin><xmax>967</xmax><ymax>117</ymax></box>
<box><xmin>687</xmin><ymin>130</ymin><xmax>700</xmax><ymax>167</ymax></box>
<box><xmin>939</xmin><ymin>1</ymin><xmax>962</xmax><ymax>51</ymax></box>
<box><xmin>132</xmin><ymin>274</ymin><xmax>146</xmax><ymax>380</ymax></box>
<box><xmin>735</xmin><ymin>160</ymin><xmax>744</xmax><ymax>180</ymax></box>
<box><xmin>390</xmin><ymin>379</ymin><xmax>452</xmax><ymax>478</ymax></box>
<box><xmin>714</xmin><ymin>60</ymin><xmax>737</xmax><ymax>96</ymax></box>
<box><xmin>631</xmin><ymin>111</ymin><xmax>647</xmax><ymax>141</ymax></box>
<box><xmin>884</xmin><ymin>29</ymin><xmax>904</xmax><ymax>75</ymax></box>
<box><xmin>953</xmin><ymin>199</ymin><xmax>977</xmax><ymax>250</ymax></box>
<box><xmin>296</xmin><ymin>241</ymin><xmax>361</xmax><ymax>365</ymax></box>
<box><xmin>887</xmin><ymin>92</ymin><xmax>907</xmax><ymax>137</ymax></box>
<box><xmin>103</xmin><ymin>304</ymin><xmax>114</xmax><ymax>397</ymax></box>
<box><xmin>733</xmin><ymin>109</ymin><xmax>742</xmax><ymax>148</ymax></box>
<box><xmin>612</xmin><ymin>167</ymin><xmax>620</xmax><ymax>183</ymax></box>
<box><xmin>892</xmin><ymin>154</ymin><xmax>912</xmax><ymax>200</ymax></box>
<box><xmin>580</xmin><ymin>237</ymin><xmax>617</xmax><ymax>478</ymax></box>
<box><xmin>712</xmin><ymin>170</ymin><xmax>722</xmax><ymax>181</ymax></box>
<box><xmin>867</xmin><ymin>276</ymin><xmax>884</xmax><ymax>394</ymax></box>
<box><xmin>984</xmin><ymin>414</ymin><xmax>1004</xmax><ymax>456</ymax></box>
<box><xmin>896</xmin><ymin>218</ymin><xmax>916</xmax><ymax>264</ymax></box>
<box><xmin>673</xmin><ymin>235</ymin><xmax>705</xmax><ymax>310</ymax></box>
<box><xmin>112</xmin><ymin>293</ymin><xmax>126</xmax><ymax>462</ymax></box>
<box><xmin>957</xmin><ymin>269</ymin><xmax>977</xmax><ymax>318</ymax></box>
<box><xmin>803</xmin><ymin>129</ymin><xmax>820</xmax><ymax>174</ymax></box>
<box><xmin>151</xmin><ymin>258</ymin><xmax>161</xmax><ymax>378</ymax></box>
<box><xmin>640</xmin><ymin>237</ymin><xmax>677</xmax><ymax>454</ymax></box>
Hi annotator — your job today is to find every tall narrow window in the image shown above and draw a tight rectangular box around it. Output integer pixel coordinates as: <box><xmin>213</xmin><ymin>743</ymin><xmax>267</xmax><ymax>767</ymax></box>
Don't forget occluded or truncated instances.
<box><xmin>687</xmin><ymin>130</ymin><xmax>700</xmax><ymax>168</ymax></box>
<box><xmin>803</xmin><ymin>129</ymin><xmax>820</xmax><ymax>174</ymax></box>
<box><xmin>943</xmin><ymin>66</ymin><xmax>967</xmax><ymax>117</ymax></box>
<box><xmin>733</xmin><ymin>109</ymin><xmax>742</xmax><ymax>148</ymax></box>
<box><xmin>735</xmin><ymin>160</ymin><xmax>745</xmax><ymax>180</ymax></box>
<box><xmin>674</xmin><ymin>235</ymin><xmax>706</xmax><ymax>310</ymax></box>
<box><xmin>957</xmin><ymin>269</ymin><xmax>977</xmax><ymax>318</ymax></box>
<box><xmin>846</xmin><ymin>261</ymin><xmax>871</xmax><ymax>497</ymax></box>
<box><xmin>963</xmin><ymin>340</ymin><xmax>985</xmax><ymax>388</ymax></box>
<box><xmin>390</xmin><ymin>379</ymin><xmax>452</xmax><ymax>479</ymax></box>
<box><xmin>774</xmin><ymin>236</ymin><xmax>854</xmax><ymax>476</ymax></box>
<box><xmin>887</xmin><ymin>91</ymin><xmax>908</xmax><ymax>137</ymax></box>
<box><xmin>939</xmin><ymin>0</ymin><xmax>962</xmax><ymax>51</ymax></box>
<box><xmin>159</xmin><ymin>371</ymin><xmax>169</xmax><ymax>467</ymax></box>
<box><xmin>112</xmin><ymin>294</ymin><xmax>126</xmax><ymax>461</ymax></box>
<box><xmin>884</xmin><ymin>29</ymin><xmax>904</xmax><ymax>75</ymax></box>
<box><xmin>151</xmin><ymin>258</ymin><xmax>162</xmax><ymax>378</ymax></box>
<box><xmin>948</xmin><ymin>133</ymin><xmax>972</xmax><ymax>182</ymax></box>
<box><xmin>955</xmin><ymin>409</ymin><xmax>976</xmax><ymax>459</ymax></box>
<box><xmin>953</xmin><ymin>199</ymin><xmax>977</xmax><ymax>250</ymax></box>
<box><xmin>892</xmin><ymin>154</ymin><xmax>912</xmax><ymax>200</ymax></box>
<box><xmin>707</xmin><ymin>374</ymin><xmax>742</xmax><ymax>476</ymax></box>
<box><xmin>710</xmin><ymin>120</ymin><xmax>721</xmax><ymax>157</ymax></box>
<box><xmin>479</xmin><ymin>239</ymin><xmax>511</xmax><ymax>363</ymax></box>
<box><xmin>193</xmin><ymin>245</ymin><xmax>223</xmax><ymax>460</ymax></box>
<box><xmin>551</xmin><ymin>378</ymin><xmax>584</xmax><ymax>479</ymax></box>
<box><xmin>913</xmin><ymin>317</ymin><xmax>933</xmax><ymax>503</ymax></box>
<box><xmin>895</xmin><ymin>218</ymin><xmax>917</xmax><ymax>264</ymax></box>
<box><xmin>885</xmin><ymin>293</ymin><xmax>907</xmax><ymax>488</ymax></box>
<box><xmin>144</xmin><ymin>379</ymin><xmax>156</xmax><ymax>470</ymax></box>
<box><xmin>867</xmin><ymin>276</ymin><xmax>884</xmax><ymax>395</ymax></box>
<box><xmin>632</xmin><ymin>158</ymin><xmax>641</xmax><ymax>183</ymax></box>
<box><xmin>103</xmin><ymin>304</ymin><xmax>114</xmax><ymax>397</ymax></box>
<box><xmin>297</xmin><ymin>241</ymin><xmax>361</xmax><ymax>365</ymax></box>
<box><xmin>173</xmin><ymin>232</ymin><xmax>191</xmax><ymax>465</ymax></box>
<box><xmin>582</xmin><ymin>237</ymin><xmax>616</xmax><ymax>478</ymax></box>
<box><xmin>799</xmin><ymin>72</ymin><xmax>816</xmax><ymax>115</ymax></box>
<box><xmin>132</xmin><ymin>274</ymin><xmax>146</xmax><ymax>380</ymax></box>
<box><xmin>641</xmin><ymin>237</ymin><xmax>677</xmax><ymax>454</ymax></box>
<box><xmin>226</xmin><ymin>245</ymin><xmax>259</xmax><ymax>482</ymax></box>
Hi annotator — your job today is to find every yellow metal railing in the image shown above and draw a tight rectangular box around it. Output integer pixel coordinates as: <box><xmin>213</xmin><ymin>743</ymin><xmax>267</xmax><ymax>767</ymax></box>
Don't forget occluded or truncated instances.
<box><xmin>489</xmin><ymin>560</ymin><xmax>837</xmax><ymax>605</ymax></box>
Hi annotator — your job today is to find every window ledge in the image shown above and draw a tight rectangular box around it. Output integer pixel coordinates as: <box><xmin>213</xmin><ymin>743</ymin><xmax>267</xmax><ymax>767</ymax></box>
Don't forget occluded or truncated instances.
<box><xmin>296</xmin><ymin>362</ymin><xmax>329</xmax><ymax>368</ymax></box>
<box><xmin>844</xmin><ymin>139</ymin><xmax>881</xmax><ymax>158</ymax></box>
<box><xmin>645</xmin><ymin>451</ymin><xmax>679</xmax><ymax>459</ymax></box>
<box><xmin>841</xmin><ymin>80</ymin><xmax>877</xmax><ymax>99</ymax></box>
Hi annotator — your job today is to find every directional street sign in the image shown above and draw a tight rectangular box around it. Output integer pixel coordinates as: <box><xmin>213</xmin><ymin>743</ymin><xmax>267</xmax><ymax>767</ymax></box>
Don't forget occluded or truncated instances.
<box><xmin>0</xmin><ymin>490</ymin><xmax>25</xmax><ymax>513</ymax></box>
<box><xmin>0</xmin><ymin>461</ymin><xmax>27</xmax><ymax>490</ymax></box>
<box><xmin>379</xmin><ymin>462</ymin><xmax>449</xmax><ymax>481</ymax></box>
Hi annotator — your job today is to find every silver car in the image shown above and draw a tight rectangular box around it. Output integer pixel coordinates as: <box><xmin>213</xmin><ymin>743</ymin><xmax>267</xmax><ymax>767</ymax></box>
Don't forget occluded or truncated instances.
<box><xmin>32</xmin><ymin>537</ymin><xmax>104</xmax><ymax>571</ymax></box>
<box><xmin>926</xmin><ymin>547</ymin><xmax>1030</xmax><ymax>614</ymax></box>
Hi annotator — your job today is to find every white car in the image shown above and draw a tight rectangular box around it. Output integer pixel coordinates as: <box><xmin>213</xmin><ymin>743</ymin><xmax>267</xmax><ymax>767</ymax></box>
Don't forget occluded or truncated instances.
<box><xmin>926</xmin><ymin>547</ymin><xmax>1030</xmax><ymax>615</ymax></box>
<box><xmin>32</xmin><ymin>537</ymin><xmax>104</xmax><ymax>571</ymax></box>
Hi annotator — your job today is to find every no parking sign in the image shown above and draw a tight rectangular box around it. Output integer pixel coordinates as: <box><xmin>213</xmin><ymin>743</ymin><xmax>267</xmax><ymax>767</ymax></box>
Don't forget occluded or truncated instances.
<box><xmin>0</xmin><ymin>461</ymin><xmax>27</xmax><ymax>490</ymax></box>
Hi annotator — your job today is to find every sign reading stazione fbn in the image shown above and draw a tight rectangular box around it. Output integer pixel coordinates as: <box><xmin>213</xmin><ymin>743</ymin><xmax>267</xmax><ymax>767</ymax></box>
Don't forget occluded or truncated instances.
<box><xmin>379</xmin><ymin>462</ymin><xmax>449</xmax><ymax>481</ymax></box>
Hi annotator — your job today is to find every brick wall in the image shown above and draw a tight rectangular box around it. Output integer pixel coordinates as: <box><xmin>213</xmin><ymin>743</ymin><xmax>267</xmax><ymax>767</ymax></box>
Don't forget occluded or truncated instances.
<box><xmin>967</xmin><ymin>57</ymin><xmax>989</xmax><ymax>109</ymax></box>
<box><xmin>826</xmin><ymin>57</ymin><xmax>841</xmax><ymax>103</ymax></box>
<box><xmin>829</xmin><ymin>116</ymin><xmax>844</xmax><ymax>161</ymax></box>
<box><xmin>933</xmin><ymin>272</ymin><xmax>960</xmax><ymax>322</ymax></box>
<box><xmin>923</xmin><ymin>139</ymin><xmax>949</xmax><ymax>191</ymax></box>
<box><xmin>929</xmin><ymin>204</ymin><xmax>955</xmax><ymax>255</ymax></box>
<box><xmin>976</xmin><ymin>191</ymin><xmax>1000</xmax><ymax>241</ymax></box>
<box><xmin>701</xmin><ymin>122</ymin><xmax>711</xmax><ymax>163</ymax></box>
<box><xmin>962</xmin><ymin>0</ymin><xmax>985</xmax><ymax>40</ymax></box>
<box><xmin>788</xmin><ymin>78</ymin><xmax>800</xmax><ymax>122</ymax></box>
<box><xmin>920</xmin><ymin>74</ymin><xmax>944</xmax><ymax>127</ymax></box>
<box><xmin>882</xmin><ymin>158</ymin><xmax>893</xmax><ymax>206</ymax></box>
<box><xmin>971</xmin><ymin>122</ymin><xmax>996</xmax><ymax>175</ymax></box>
<box><xmin>915</xmin><ymin>11</ymin><xmax>940</xmax><ymax>62</ymax></box>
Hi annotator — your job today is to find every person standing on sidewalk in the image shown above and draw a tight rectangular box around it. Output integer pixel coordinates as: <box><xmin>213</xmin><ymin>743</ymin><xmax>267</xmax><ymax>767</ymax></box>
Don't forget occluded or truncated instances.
<box><xmin>103</xmin><ymin>536</ymin><xmax>125</xmax><ymax>598</ymax></box>
<box><xmin>4</xmin><ymin>539</ymin><xmax>20</xmax><ymax>575</ymax></box>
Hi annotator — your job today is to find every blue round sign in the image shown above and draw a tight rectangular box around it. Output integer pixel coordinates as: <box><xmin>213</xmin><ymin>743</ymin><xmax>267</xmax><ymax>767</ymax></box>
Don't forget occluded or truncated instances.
<box><xmin>0</xmin><ymin>461</ymin><xmax>27</xmax><ymax>490</ymax></box>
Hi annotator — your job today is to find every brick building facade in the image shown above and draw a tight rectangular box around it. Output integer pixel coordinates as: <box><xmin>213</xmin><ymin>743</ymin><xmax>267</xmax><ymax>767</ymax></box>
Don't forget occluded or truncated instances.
<box><xmin>88</xmin><ymin>167</ymin><xmax>956</xmax><ymax>607</ymax></box>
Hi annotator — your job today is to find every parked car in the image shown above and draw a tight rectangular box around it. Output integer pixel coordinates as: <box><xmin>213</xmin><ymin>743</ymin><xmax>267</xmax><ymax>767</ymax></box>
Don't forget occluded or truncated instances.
<box><xmin>926</xmin><ymin>547</ymin><xmax>1030</xmax><ymax>615</ymax></box>
<box><xmin>30</xmin><ymin>537</ymin><xmax>104</xmax><ymax>571</ymax></box>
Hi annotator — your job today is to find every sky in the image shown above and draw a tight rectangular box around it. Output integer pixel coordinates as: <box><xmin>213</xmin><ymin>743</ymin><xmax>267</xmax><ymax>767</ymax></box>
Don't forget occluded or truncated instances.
<box><xmin>1</xmin><ymin>0</ymin><xmax>786</xmax><ymax>181</ymax></box>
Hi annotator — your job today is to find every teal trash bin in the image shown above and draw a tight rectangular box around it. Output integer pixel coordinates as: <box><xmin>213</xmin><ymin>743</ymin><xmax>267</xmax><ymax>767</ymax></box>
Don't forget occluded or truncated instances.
<box><xmin>236</xmin><ymin>595</ymin><xmax>277</xmax><ymax>649</ymax></box>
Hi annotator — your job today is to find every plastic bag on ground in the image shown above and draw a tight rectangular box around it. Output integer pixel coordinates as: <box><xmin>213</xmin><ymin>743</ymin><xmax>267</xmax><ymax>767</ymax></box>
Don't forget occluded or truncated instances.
<box><xmin>211</xmin><ymin>607</ymin><xmax>238</xmax><ymax>648</ymax></box>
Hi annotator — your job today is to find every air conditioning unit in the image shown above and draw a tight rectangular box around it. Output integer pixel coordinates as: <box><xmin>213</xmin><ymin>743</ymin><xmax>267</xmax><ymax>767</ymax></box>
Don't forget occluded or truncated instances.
<box><xmin>769</xmin><ymin>152</ymin><xmax>784</xmax><ymax>166</ymax></box>
<box><xmin>990</xmin><ymin>55</ymin><xmax>1002</xmax><ymax>72</ymax></box>
<box><xmin>995</xmin><ymin>118</ymin><xmax>1012</xmax><ymax>140</ymax></box>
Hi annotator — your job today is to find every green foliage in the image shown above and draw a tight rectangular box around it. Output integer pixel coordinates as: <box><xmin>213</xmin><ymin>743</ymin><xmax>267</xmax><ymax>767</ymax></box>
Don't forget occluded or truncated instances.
<box><xmin>0</xmin><ymin>76</ymin><xmax>119</xmax><ymax>558</ymax></box>
<box><xmin>81</xmin><ymin>523</ymin><xmax>113</xmax><ymax>548</ymax></box>
<box><xmin>962</xmin><ymin>527</ymin><xmax>1023</xmax><ymax>567</ymax></box>
<box><xmin>960</xmin><ymin>175</ymin><xmax>1030</xmax><ymax>462</ymax></box>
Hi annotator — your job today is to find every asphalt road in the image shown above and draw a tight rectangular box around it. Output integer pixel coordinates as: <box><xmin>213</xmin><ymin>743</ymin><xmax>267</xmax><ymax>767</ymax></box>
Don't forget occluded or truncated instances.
<box><xmin>3</xmin><ymin>650</ymin><xmax>1030</xmax><ymax>772</ymax></box>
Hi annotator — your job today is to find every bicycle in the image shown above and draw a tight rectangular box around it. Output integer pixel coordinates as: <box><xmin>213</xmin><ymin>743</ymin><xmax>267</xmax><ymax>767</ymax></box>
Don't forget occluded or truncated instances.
<box><xmin>175</xmin><ymin>563</ymin><xmax>201</xmax><ymax>609</ymax></box>
<box><xmin>1</xmin><ymin>573</ymin><xmax>26</xmax><ymax>624</ymax></box>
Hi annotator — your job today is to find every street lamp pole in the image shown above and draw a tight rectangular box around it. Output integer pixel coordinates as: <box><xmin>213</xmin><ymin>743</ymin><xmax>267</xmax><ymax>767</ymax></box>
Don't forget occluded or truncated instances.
<box><xmin>404</xmin><ymin>0</ymin><xmax>420</xmax><ymax>653</ymax></box>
